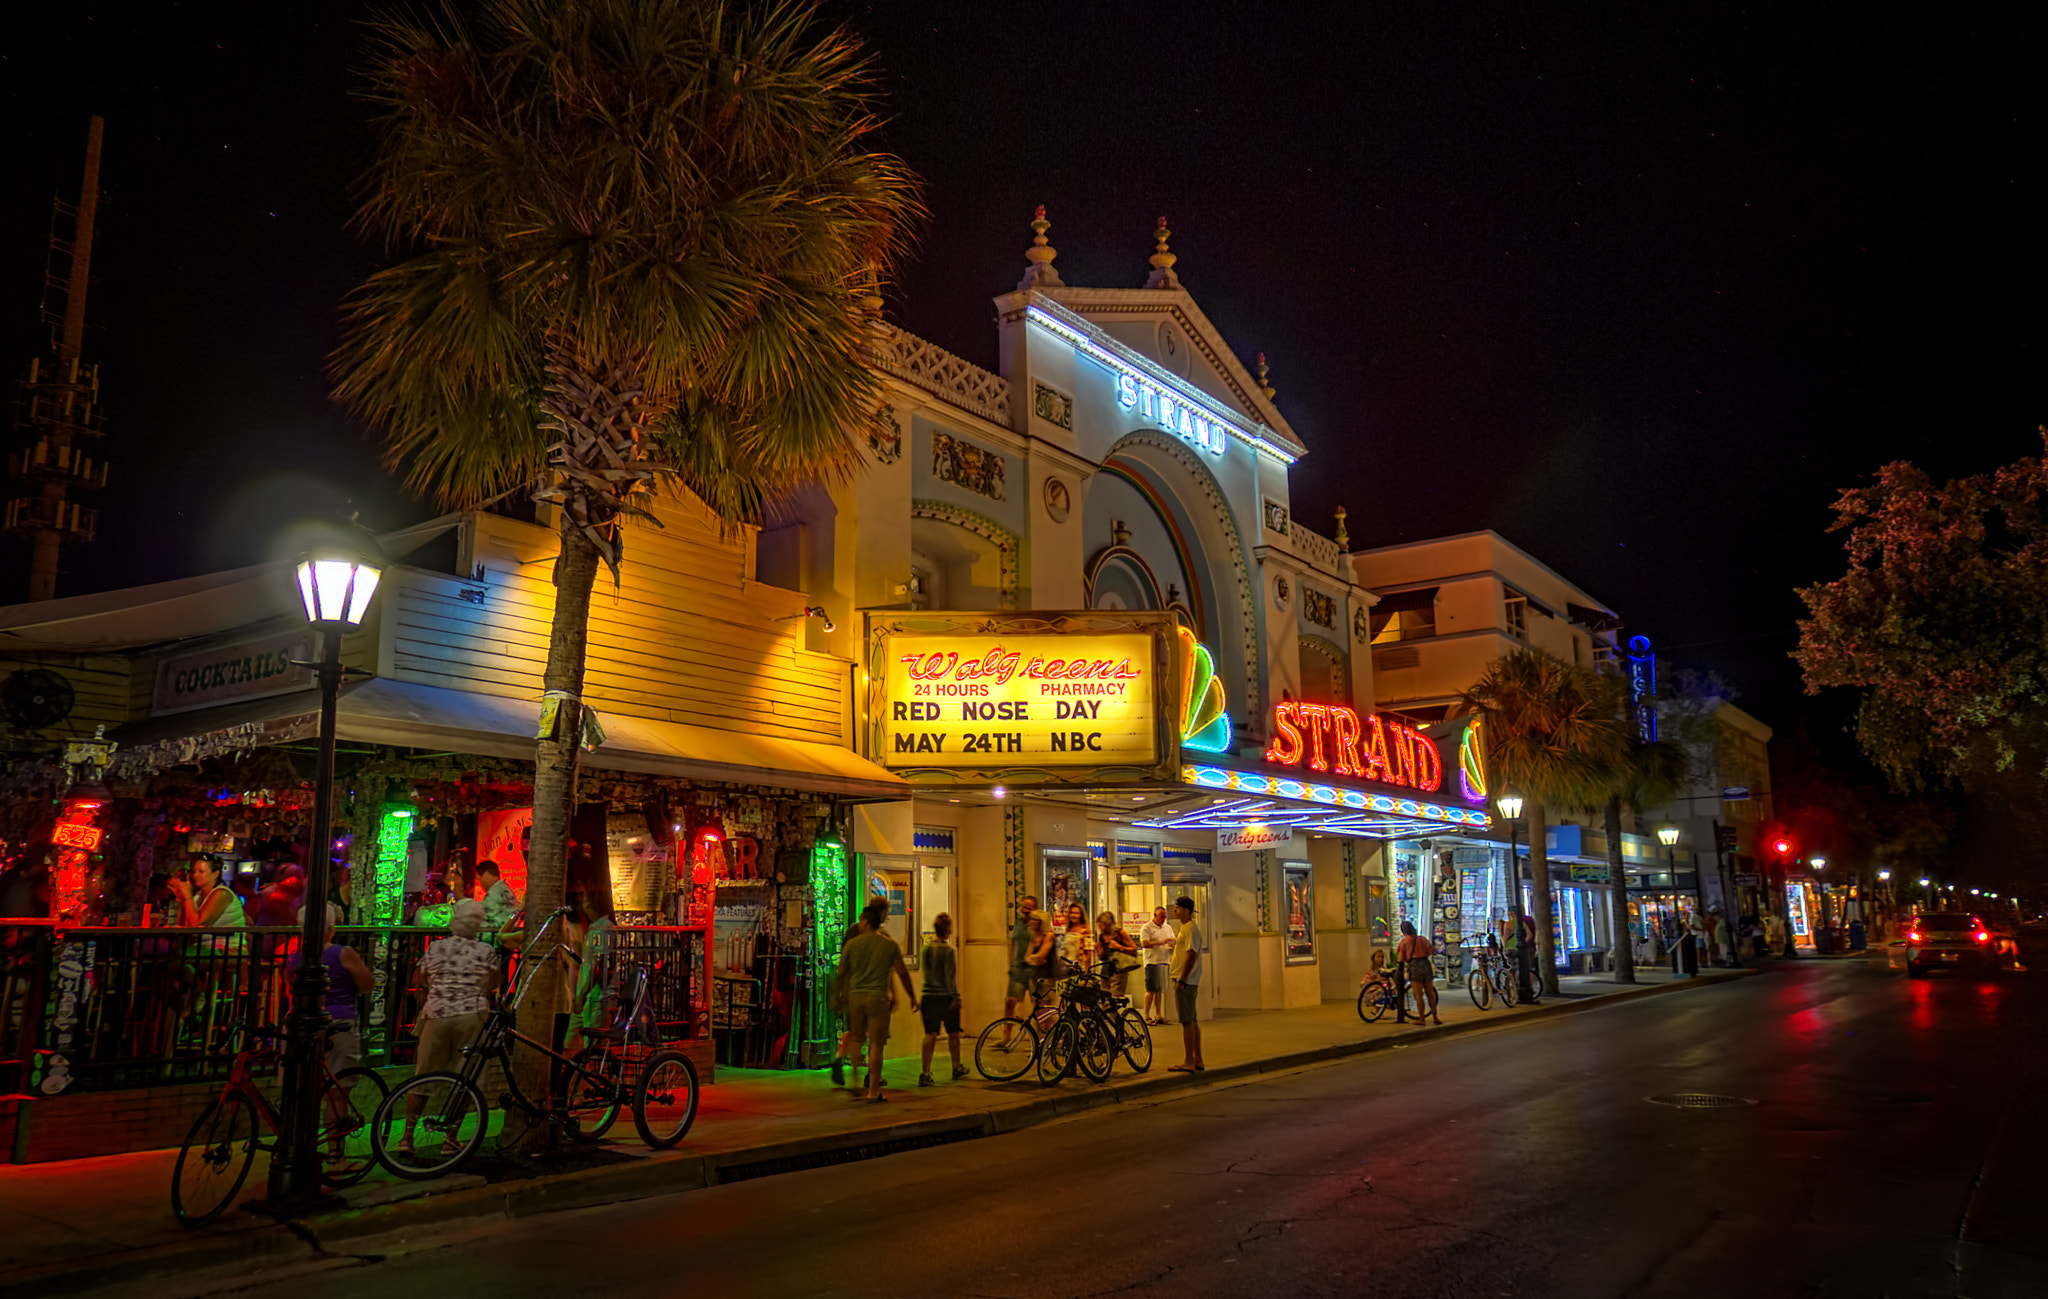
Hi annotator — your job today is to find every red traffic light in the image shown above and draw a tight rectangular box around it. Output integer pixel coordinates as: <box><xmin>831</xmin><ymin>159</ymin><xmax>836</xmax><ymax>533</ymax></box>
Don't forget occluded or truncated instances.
<box><xmin>1773</xmin><ymin>838</ymin><xmax>1791</xmax><ymax>855</ymax></box>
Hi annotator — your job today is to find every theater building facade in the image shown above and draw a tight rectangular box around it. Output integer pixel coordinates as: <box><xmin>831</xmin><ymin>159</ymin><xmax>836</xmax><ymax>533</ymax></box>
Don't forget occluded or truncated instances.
<box><xmin>770</xmin><ymin>218</ymin><xmax>1494</xmax><ymax>1046</ymax></box>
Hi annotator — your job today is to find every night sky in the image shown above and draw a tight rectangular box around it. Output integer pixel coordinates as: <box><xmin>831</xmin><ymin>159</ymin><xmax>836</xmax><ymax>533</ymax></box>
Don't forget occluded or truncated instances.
<box><xmin>2</xmin><ymin>3</ymin><xmax>2037</xmax><ymax>758</ymax></box>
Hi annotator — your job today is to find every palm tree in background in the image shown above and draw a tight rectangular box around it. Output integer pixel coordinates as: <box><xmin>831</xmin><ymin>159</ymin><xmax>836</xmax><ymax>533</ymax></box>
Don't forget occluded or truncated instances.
<box><xmin>333</xmin><ymin>0</ymin><xmax>921</xmax><ymax>1135</ymax></box>
<box><xmin>1462</xmin><ymin>650</ymin><xmax>1627</xmax><ymax>995</ymax></box>
<box><xmin>1588</xmin><ymin>689</ymin><xmax>1691</xmax><ymax>984</ymax></box>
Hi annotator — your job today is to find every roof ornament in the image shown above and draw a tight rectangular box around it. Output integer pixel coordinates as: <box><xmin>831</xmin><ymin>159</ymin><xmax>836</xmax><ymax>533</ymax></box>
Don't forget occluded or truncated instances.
<box><xmin>1333</xmin><ymin>506</ymin><xmax>1350</xmax><ymax>551</ymax></box>
<box><xmin>1019</xmin><ymin>205</ymin><xmax>1064</xmax><ymax>290</ymax></box>
<box><xmin>1144</xmin><ymin>216</ymin><xmax>1180</xmax><ymax>290</ymax></box>
<box><xmin>1257</xmin><ymin>352</ymin><xmax>1276</xmax><ymax>401</ymax></box>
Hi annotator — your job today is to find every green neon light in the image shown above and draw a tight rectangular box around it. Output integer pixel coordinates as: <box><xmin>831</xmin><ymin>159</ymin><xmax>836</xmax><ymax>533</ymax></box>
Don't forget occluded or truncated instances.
<box><xmin>371</xmin><ymin>805</ymin><xmax>414</xmax><ymax>925</ymax></box>
<box><xmin>812</xmin><ymin>835</ymin><xmax>850</xmax><ymax>958</ymax></box>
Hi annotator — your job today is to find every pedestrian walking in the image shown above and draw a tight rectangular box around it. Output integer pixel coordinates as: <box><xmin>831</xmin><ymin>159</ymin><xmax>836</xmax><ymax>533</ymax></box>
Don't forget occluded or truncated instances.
<box><xmin>1397</xmin><ymin>921</ymin><xmax>1441</xmax><ymax>1024</ymax></box>
<box><xmin>1095</xmin><ymin>911</ymin><xmax>1140</xmax><ymax>996</ymax></box>
<box><xmin>841</xmin><ymin>897</ymin><xmax>916</xmax><ymax>1101</ymax></box>
<box><xmin>1003</xmin><ymin>894</ymin><xmax>1041</xmax><ymax>1024</ymax></box>
<box><xmin>1139</xmin><ymin>905</ymin><xmax>1175</xmax><ymax>1025</ymax></box>
<box><xmin>397</xmin><ymin>899</ymin><xmax>498</xmax><ymax>1154</ymax></box>
<box><xmin>1676</xmin><ymin>907</ymin><xmax>1701</xmax><ymax>977</ymax></box>
<box><xmin>917</xmin><ymin>912</ymin><xmax>966</xmax><ymax>1086</ymax></box>
<box><xmin>1166</xmin><ymin>895</ymin><xmax>1205</xmax><ymax>1072</ymax></box>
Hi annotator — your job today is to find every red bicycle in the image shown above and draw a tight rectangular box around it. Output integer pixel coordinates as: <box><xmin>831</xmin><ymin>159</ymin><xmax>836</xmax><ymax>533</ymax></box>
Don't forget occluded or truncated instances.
<box><xmin>170</xmin><ymin>1026</ymin><xmax>389</xmax><ymax>1226</ymax></box>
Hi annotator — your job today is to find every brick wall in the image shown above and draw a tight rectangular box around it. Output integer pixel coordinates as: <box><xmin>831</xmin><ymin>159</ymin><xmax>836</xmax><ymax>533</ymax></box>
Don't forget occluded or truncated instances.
<box><xmin>2</xmin><ymin>1079</ymin><xmax>224</xmax><ymax>1164</ymax></box>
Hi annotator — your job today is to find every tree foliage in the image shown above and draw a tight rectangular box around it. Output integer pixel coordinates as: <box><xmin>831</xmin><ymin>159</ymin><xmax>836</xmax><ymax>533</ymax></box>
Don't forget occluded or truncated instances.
<box><xmin>1795</xmin><ymin>434</ymin><xmax>2048</xmax><ymax>790</ymax></box>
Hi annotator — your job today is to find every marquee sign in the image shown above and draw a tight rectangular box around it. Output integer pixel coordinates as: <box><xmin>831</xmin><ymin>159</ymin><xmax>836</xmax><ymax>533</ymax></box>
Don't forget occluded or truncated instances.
<box><xmin>1262</xmin><ymin>701</ymin><xmax>1444</xmax><ymax>794</ymax></box>
<box><xmin>865</xmin><ymin>611</ymin><xmax>1182</xmax><ymax>786</ymax></box>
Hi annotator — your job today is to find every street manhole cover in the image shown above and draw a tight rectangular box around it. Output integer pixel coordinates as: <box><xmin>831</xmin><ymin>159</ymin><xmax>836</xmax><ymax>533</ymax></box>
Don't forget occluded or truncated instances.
<box><xmin>1645</xmin><ymin>1093</ymin><xmax>1756</xmax><ymax>1109</ymax></box>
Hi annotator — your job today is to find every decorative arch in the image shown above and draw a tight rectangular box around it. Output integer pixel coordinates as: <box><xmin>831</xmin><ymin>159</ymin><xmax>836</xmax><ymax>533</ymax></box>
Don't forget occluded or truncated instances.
<box><xmin>1101</xmin><ymin>430</ymin><xmax>1260</xmax><ymax>730</ymax></box>
<box><xmin>1297</xmin><ymin>633</ymin><xmax>1350</xmax><ymax>706</ymax></box>
<box><xmin>910</xmin><ymin>499</ymin><xmax>1019</xmax><ymax>608</ymax></box>
<box><xmin>1083</xmin><ymin>544</ymin><xmax>1165</xmax><ymax>610</ymax></box>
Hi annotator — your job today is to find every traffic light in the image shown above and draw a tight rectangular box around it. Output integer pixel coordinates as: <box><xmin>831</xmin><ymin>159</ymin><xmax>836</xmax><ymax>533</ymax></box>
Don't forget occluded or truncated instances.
<box><xmin>1773</xmin><ymin>837</ymin><xmax>1791</xmax><ymax>856</ymax></box>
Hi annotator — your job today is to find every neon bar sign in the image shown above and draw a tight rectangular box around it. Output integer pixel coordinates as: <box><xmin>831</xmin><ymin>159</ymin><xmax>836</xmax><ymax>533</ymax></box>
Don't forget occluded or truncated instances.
<box><xmin>1116</xmin><ymin>374</ymin><xmax>1226</xmax><ymax>456</ymax></box>
<box><xmin>1262</xmin><ymin>702</ymin><xmax>1443</xmax><ymax>794</ymax></box>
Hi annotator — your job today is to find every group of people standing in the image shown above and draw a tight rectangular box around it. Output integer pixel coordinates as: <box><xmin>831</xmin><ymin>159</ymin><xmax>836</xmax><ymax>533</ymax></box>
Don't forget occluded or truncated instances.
<box><xmin>828</xmin><ymin>890</ymin><xmax>1213</xmax><ymax>1097</ymax></box>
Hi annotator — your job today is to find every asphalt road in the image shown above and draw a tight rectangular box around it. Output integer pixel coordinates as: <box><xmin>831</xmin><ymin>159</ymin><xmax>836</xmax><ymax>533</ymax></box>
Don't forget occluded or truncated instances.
<box><xmin>207</xmin><ymin>958</ymin><xmax>2047</xmax><ymax>1299</ymax></box>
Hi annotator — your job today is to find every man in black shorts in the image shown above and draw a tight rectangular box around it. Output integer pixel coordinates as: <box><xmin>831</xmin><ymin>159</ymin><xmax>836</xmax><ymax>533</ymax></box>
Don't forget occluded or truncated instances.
<box><xmin>918</xmin><ymin>912</ymin><xmax>966</xmax><ymax>1084</ymax></box>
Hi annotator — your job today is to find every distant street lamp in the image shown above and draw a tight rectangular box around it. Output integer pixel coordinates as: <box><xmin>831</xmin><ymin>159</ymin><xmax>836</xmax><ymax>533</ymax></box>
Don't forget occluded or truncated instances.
<box><xmin>270</xmin><ymin>539</ymin><xmax>383</xmax><ymax>1210</ymax></box>
<box><xmin>1497</xmin><ymin>791</ymin><xmax>1533</xmax><ymax>1005</ymax></box>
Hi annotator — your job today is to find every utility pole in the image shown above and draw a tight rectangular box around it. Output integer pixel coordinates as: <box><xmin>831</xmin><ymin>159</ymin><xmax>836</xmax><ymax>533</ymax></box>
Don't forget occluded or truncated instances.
<box><xmin>9</xmin><ymin>117</ymin><xmax>111</xmax><ymax>601</ymax></box>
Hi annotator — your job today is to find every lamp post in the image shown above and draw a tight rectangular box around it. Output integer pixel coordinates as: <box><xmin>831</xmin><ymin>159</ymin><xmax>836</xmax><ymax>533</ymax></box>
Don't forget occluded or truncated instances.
<box><xmin>1658</xmin><ymin>827</ymin><xmax>1683</xmax><ymax>972</ymax></box>
<box><xmin>1496</xmin><ymin>791</ymin><xmax>1532</xmax><ymax>1005</ymax></box>
<box><xmin>269</xmin><ymin>542</ymin><xmax>382</xmax><ymax>1211</ymax></box>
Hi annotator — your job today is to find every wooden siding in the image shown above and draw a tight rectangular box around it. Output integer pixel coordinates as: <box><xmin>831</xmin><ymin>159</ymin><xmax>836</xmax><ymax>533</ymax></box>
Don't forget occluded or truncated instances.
<box><xmin>386</xmin><ymin>504</ymin><xmax>850</xmax><ymax>745</ymax></box>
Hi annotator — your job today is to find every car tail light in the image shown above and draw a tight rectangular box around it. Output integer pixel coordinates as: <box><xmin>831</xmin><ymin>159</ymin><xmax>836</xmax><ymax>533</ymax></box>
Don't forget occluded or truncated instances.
<box><xmin>1974</xmin><ymin>930</ymin><xmax>1989</xmax><ymax>944</ymax></box>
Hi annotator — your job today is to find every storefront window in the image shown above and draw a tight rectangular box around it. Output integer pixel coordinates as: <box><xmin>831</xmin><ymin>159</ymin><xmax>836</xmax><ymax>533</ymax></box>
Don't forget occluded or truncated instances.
<box><xmin>1366</xmin><ymin>880</ymin><xmax>1391</xmax><ymax>942</ymax></box>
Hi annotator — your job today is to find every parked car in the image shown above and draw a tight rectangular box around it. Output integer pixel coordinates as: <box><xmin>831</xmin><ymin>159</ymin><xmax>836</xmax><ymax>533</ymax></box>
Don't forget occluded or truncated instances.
<box><xmin>1902</xmin><ymin>912</ymin><xmax>1996</xmax><ymax>976</ymax></box>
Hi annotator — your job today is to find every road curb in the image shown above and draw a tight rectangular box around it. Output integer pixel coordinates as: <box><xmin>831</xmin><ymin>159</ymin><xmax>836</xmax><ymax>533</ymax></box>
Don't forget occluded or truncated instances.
<box><xmin>14</xmin><ymin>966</ymin><xmax>1760</xmax><ymax>1294</ymax></box>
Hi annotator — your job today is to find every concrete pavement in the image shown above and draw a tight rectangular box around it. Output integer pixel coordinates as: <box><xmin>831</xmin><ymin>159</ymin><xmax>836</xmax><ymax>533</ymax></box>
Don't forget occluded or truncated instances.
<box><xmin>0</xmin><ymin>963</ymin><xmax>1760</xmax><ymax>1295</ymax></box>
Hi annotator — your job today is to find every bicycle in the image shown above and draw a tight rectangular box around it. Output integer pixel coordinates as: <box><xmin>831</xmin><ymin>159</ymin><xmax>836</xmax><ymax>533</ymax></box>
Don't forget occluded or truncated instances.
<box><xmin>370</xmin><ymin>910</ymin><xmax>699</xmax><ymax>1180</ymax></box>
<box><xmin>1356</xmin><ymin>970</ymin><xmax>1403</xmax><ymax>1022</ymax></box>
<box><xmin>974</xmin><ymin>963</ymin><xmax>1149</xmax><ymax>1085</ymax></box>
<box><xmin>170</xmin><ymin>1026</ymin><xmax>389</xmax><ymax>1227</ymax></box>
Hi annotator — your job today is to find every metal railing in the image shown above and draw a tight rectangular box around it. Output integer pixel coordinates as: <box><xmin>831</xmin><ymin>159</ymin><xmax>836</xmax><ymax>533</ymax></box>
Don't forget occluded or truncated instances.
<box><xmin>0</xmin><ymin>921</ymin><xmax>707</xmax><ymax>1096</ymax></box>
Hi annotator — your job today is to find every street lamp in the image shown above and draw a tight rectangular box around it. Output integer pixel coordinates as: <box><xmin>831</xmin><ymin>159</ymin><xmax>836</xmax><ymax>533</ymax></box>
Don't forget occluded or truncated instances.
<box><xmin>1496</xmin><ymin>791</ymin><xmax>1533</xmax><ymax>1005</ymax></box>
<box><xmin>271</xmin><ymin>538</ymin><xmax>383</xmax><ymax>1211</ymax></box>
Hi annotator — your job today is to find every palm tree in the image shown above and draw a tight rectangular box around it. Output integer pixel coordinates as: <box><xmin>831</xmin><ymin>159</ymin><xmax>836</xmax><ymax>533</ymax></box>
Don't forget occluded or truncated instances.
<box><xmin>1591</xmin><ymin>723</ymin><xmax>1691</xmax><ymax>984</ymax></box>
<box><xmin>333</xmin><ymin>0</ymin><xmax>921</xmax><ymax>1135</ymax></box>
<box><xmin>1462</xmin><ymin>650</ymin><xmax>1627</xmax><ymax>995</ymax></box>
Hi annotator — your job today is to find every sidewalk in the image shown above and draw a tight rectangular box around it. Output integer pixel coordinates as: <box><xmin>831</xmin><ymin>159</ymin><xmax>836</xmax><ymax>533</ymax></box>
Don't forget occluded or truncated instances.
<box><xmin>0</xmin><ymin>965</ymin><xmax>1756</xmax><ymax>1294</ymax></box>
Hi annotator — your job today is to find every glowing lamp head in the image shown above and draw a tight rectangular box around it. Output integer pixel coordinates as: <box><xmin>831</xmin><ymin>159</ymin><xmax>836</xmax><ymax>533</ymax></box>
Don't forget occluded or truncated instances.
<box><xmin>1657</xmin><ymin>826</ymin><xmax>1680</xmax><ymax>847</ymax></box>
<box><xmin>1810</xmin><ymin>857</ymin><xmax>1825</xmax><ymax>870</ymax></box>
<box><xmin>1919</xmin><ymin>878</ymin><xmax>1930</xmax><ymax>887</ymax></box>
<box><xmin>294</xmin><ymin>546</ymin><xmax>384</xmax><ymax>629</ymax></box>
<box><xmin>1494</xmin><ymin>792</ymin><xmax>1524</xmax><ymax>821</ymax></box>
<box><xmin>1878</xmin><ymin>869</ymin><xmax>1891</xmax><ymax>880</ymax></box>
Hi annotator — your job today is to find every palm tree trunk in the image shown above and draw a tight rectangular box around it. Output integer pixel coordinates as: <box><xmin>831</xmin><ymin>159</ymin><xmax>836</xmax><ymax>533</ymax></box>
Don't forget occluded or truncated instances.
<box><xmin>1527</xmin><ymin>801</ymin><xmax>1560</xmax><ymax>995</ymax></box>
<box><xmin>1604</xmin><ymin>796</ymin><xmax>1637</xmax><ymax>984</ymax></box>
<box><xmin>506</xmin><ymin>515</ymin><xmax>601</xmax><ymax>1151</ymax></box>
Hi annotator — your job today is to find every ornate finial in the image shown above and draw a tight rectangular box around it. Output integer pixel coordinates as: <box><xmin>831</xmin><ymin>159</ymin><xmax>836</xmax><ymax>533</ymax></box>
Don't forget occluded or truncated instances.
<box><xmin>1257</xmin><ymin>352</ymin><xmax>1276</xmax><ymax>401</ymax></box>
<box><xmin>1019</xmin><ymin>205</ymin><xmax>1064</xmax><ymax>290</ymax></box>
<box><xmin>1333</xmin><ymin>506</ymin><xmax>1349</xmax><ymax>551</ymax></box>
<box><xmin>1111</xmin><ymin>518</ymin><xmax>1131</xmax><ymax>548</ymax></box>
<box><xmin>1144</xmin><ymin>216</ymin><xmax>1181</xmax><ymax>290</ymax></box>
<box><xmin>859</xmin><ymin>264</ymin><xmax>885</xmax><ymax>317</ymax></box>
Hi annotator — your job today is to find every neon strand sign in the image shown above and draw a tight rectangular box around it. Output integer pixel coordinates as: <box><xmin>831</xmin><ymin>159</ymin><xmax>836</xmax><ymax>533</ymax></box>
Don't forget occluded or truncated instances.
<box><xmin>1116</xmin><ymin>374</ymin><xmax>1226</xmax><ymax>456</ymax></box>
<box><xmin>1262</xmin><ymin>702</ymin><xmax>1443</xmax><ymax>794</ymax></box>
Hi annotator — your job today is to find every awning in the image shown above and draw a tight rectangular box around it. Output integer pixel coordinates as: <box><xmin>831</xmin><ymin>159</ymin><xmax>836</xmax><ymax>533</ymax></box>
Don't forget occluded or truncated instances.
<box><xmin>1130</xmin><ymin>760</ymin><xmax>1492</xmax><ymax>841</ymax></box>
<box><xmin>111</xmin><ymin>676</ymin><xmax>906</xmax><ymax>800</ymax></box>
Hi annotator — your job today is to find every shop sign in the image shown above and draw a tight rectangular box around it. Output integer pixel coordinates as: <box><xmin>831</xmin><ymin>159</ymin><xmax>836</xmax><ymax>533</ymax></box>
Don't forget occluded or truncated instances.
<box><xmin>1569</xmin><ymin>864</ymin><xmax>1611</xmax><ymax>884</ymax></box>
<box><xmin>867</xmin><ymin>612</ymin><xmax>1180</xmax><ymax>785</ymax></box>
<box><xmin>153</xmin><ymin>629</ymin><xmax>315</xmax><ymax>716</ymax></box>
<box><xmin>1216</xmin><ymin>823</ymin><xmax>1293</xmax><ymax>852</ymax></box>
<box><xmin>1262</xmin><ymin>701</ymin><xmax>1444</xmax><ymax>794</ymax></box>
<box><xmin>1735</xmin><ymin>872</ymin><xmax>1762</xmax><ymax>887</ymax></box>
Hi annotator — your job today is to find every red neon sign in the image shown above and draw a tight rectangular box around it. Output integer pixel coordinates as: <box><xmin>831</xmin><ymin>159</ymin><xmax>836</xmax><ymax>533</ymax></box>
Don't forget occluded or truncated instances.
<box><xmin>1262</xmin><ymin>702</ymin><xmax>1443</xmax><ymax>794</ymax></box>
<box><xmin>52</xmin><ymin>820</ymin><xmax>104</xmax><ymax>851</ymax></box>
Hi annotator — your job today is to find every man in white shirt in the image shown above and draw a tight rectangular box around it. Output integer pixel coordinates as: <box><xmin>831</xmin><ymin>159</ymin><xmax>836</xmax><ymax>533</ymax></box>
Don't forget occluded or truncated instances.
<box><xmin>478</xmin><ymin>861</ymin><xmax>522</xmax><ymax>932</ymax></box>
<box><xmin>1166</xmin><ymin>896</ymin><xmax>1205</xmax><ymax>1072</ymax></box>
<box><xmin>1138</xmin><ymin>905</ymin><xmax>1176</xmax><ymax>1026</ymax></box>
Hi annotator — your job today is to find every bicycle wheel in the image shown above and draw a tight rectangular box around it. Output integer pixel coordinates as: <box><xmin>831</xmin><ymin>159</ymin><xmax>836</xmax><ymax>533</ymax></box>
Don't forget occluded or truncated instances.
<box><xmin>374</xmin><ymin>1072</ymin><xmax>489</xmax><ymax>1180</ymax></box>
<box><xmin>564</xmin><ymin>1044</ymin><xmax>625</xmax><ymax>1143</ymax></box>
<box><xmin>171</xmin><ymin>1092</ymin><xmax>258</xmax><ymax>1227</ymax></box>
<box><xmin>1117</xmin><ymin>1006</ymin><xmax>1153</xmax><ymax>1073</ymax></box>
<box><xmin>632</xmin><ymin>1050</ymin><xmax>701</xmax><ymax>1149</ymax></box>
<box><xmin>973</xmin><ymin>1017</ymin><xmax>1039</xmax><ymax>1082</ymax></box>
<box><xmin>318</xmin><ymin>1066</ymin><xmax>388</xmax><ymax>1189</ymax></box>
<box><xmin>1494</xmin><ymin>963</ymin><xmax>1516</xmax><ymax>1005</ymax></box>
<box><xmin>1358</xmin><ymin>982</ymin><xmax>1390</xmax><ymax>1023</ymax></box>
<box><xmin>1038</xmin><ymin>1018</ymin><xmax>1080</xmax><ymax>1086</ymax></box>
<box><xmin>1075</xmin><ymin>1012</ymin><xmax>1116</xmax><ymax>1082</ymax></box>
<box><xmin>1467</xmin><ymin>967</ymin><xmax>1492</xmax><ymax>1011</ymax></box>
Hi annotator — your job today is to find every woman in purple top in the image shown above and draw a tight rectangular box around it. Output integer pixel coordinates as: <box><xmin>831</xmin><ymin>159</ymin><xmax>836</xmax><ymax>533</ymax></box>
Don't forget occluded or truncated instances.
<box><xmin>288</xmin><ymin>903</ymin><xmax>374</xmax><ymax>1072</ymax></box>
